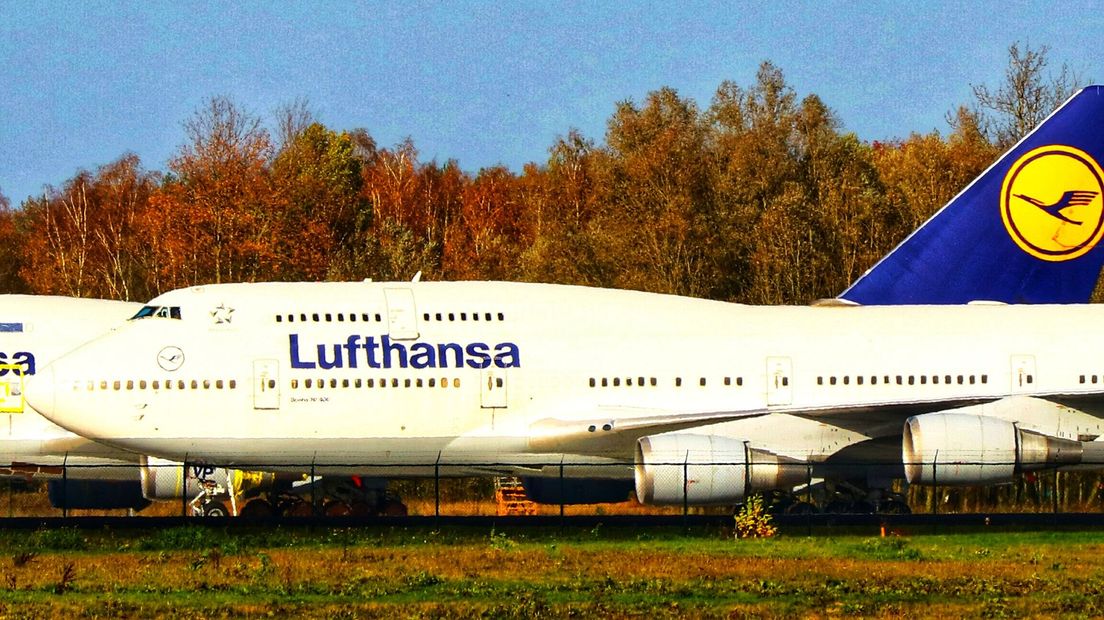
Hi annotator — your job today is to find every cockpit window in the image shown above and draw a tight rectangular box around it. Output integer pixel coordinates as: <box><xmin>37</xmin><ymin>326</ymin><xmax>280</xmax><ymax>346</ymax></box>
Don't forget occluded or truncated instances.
<box><xmin>131</xmin><ymin>305</ymin><xmax>182</xmax><ymax>320</ymax></box>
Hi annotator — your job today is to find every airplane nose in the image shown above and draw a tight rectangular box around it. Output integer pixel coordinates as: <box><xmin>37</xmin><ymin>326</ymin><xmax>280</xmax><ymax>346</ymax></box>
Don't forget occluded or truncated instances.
<box><xmin>23</xmin><ymin>364</ymin><xmax>56</xmax><ymax>420</ymax></box>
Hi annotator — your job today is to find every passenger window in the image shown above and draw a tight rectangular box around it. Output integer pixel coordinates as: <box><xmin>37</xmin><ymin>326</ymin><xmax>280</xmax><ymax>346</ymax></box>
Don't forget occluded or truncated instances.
<box><xmin>312</xmin><ymin>313</ymin><xmax>320</xmax><ymax>322</ymax></box>
<box><xmin>342</xmin><ymin>379</ymin><xmax>350</xmax><ymax>388</ymax></box>
<box><xmin>126</xmin><ymin>380</ymin><xmax>134</xmax><ymax>390</ymax></box>
<box><xmin>216</xmin><ymin>380</ymin><xmax>224</xmax><ymax>389</ymax></box>
<box><xmin>229</xmin><ymin>380</ymin><xmax>236</xmax><ymax>389</ymax></box>
<box><xmin>830</xmin><ymin>377</ymin><xmax>836</xmax><ymax>386</ymax></box>
<box><xmin>613</xmin><ymin>378</ymin><xmax>620</xmax><ymax>387</ymax></box>
<box><xmin>276</xmin><ymin>315</ymin><xmax>283</xmax><ymax>323</ymax></box>
<box><xmin>139</xmin><ymin>380</ymin><xmax>147</xmax><ymax>390</ymax></box>
<box><xmin>453</xmin><ymin>378</ymin><xmax>461</xmax><ymax>388</ymax></box>
<box><xmin>429</xmin><ymin>378</ymin><xmax>436</xmax><ymax>387</ymax></box>
<box><xmin>675</xmin><ymin>377</ymin><xmax>682</xmax><ymax>387</ymax></box>
<box><xmin>699</xmin><ymin>377</ymin><xmax>706</xmax><ymax>387</ymax></box>
<box><xmin>589</xmin><ymin>378</ymin><xmax>596</xmax><ymax>387</ymax></box>
<box><xmin>601</xmin><ymin>378</ymin><xmax>608</xmax><ymax>387</ymax></box>
<box><xmin>113</xmin><ymin>381</ymin><xmax>121</xmax><ymax>391</ymax></box>
<box><xmin>191</xmin><ymin>380</ymin><xmax>198</xmax><ymax>389</ymax></box>
<box><xmin>291</xmin><ymin>379</ymin><xmax>299</xmax><ymax>389</ymax></box>
<box><xmin>305</xmin><ymin>379</ymin><xmax>312</xmax><ymax>388</ymax></box>
<box><xmin>203</xmin><ymin>380</ymin><xmax>211</xmax><ymax>389</ymax></box>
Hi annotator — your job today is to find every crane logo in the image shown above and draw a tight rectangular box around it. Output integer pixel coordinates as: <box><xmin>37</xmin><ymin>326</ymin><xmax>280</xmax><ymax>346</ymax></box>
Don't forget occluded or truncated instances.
<box><xmin>1001</xmin><ymin>145</ymin><xmax>1104</xmax><ymax>261</ymax></box>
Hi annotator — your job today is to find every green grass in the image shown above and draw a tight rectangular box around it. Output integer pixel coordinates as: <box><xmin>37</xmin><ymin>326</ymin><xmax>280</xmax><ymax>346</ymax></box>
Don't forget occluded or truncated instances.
<box><xmin>0</xmin><ymin>525</ymin><xmax>1102</xmax><ymax>617</ymax></box>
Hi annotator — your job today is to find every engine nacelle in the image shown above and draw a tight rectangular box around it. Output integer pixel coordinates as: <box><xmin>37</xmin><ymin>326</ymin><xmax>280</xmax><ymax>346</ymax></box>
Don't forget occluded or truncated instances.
<box><xmin>139</xmin><ymin>456</ymin><xmax>234</xmax><ymax>501</ymax></box>
<box><xmin>903</xmin><ymin>413</ymin><xmax>1082</xmax><ymax>485</ymax></box>
<box><xmin>634</xmin><ymin>434</ymin><xmax>806</xmax><ymax>505</ymax></box>
<box><xmin>48</xmin><ymin>479</ymin><xmax>150</xmax><ymax>511</ymax></box>
<box><xmin>521</xmin><ymin>477</ymin><xmax>634</xmax><ymax>505</ymax></box>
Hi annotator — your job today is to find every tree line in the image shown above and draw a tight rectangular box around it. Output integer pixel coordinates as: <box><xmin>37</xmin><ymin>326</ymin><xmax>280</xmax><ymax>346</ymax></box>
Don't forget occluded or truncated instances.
<box><xmin>0</xmin><ymin>44</ymin><xmax>1080</xmax><ymax>305</ymax></box>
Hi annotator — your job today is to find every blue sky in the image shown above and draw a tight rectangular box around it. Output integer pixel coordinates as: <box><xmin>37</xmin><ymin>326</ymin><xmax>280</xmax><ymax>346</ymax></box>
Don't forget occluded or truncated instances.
<box><xmin>1</xmin><ymin>1</ymin><xmax>1101</xmax><ymax>205</ymax></box>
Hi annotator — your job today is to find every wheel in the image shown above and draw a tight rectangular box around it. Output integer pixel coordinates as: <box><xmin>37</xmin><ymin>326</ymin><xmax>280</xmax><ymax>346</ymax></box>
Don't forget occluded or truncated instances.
<box><xmin>381</xmin><ymin>500</ymin><xmax>408</xmax><ymax>516</ymax></box>
<box><xmin>282</xmin><ymin>500</ymin><xmax>313</xmax><ymax>517</ymax></box>
<box><xmin>879</xmin><ymin>499</ymin><xmax>911</xmax><ymax>514</ymax></box>
<box><xmin>239</xmin><ymin>499</ymin><xmax>275</xmax><ymax>518</ymax></box>
<box><xmin>202</xmin><ymin>501</ymin><xmax>228</xmax><ymax>517</ymax></box>
<box><xmin>348</xmin><ymin>501</ymin><xmax>374</xmax><ymax>517</ymax></box>
<box><xmin>323</xmin><ymin>500</ymin><xmax>353</xmax><ymax>517</ymax></box>
<box><xmin>785</xmin><ymin>501</ymin><xmax>818</xmax><ymax>515</ymax></box>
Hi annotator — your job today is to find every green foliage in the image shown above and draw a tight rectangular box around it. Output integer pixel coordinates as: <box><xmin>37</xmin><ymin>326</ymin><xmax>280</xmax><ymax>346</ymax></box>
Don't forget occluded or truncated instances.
<box><xmin>734</xmin><ymin>495</ymin><xmax>777</xmax><ymax>539</ymax></box>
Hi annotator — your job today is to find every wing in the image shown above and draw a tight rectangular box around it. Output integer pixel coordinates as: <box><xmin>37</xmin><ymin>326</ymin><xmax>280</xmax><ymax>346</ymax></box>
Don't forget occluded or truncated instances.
<box><xmin>527</xmin><ymin>396</ymin><xmax>998</xmax><ymax>456</ymax></box>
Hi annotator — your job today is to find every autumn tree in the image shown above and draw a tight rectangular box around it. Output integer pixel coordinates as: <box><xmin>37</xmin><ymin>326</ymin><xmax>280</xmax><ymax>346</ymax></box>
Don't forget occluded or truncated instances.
<box><xmin>590</xmin><ymin>87</ymin><xmax>714</xmax><ymax>296</ymax></box>
<box><xmin>270</xmin><ymin>122</ymin><xmax>365</xmax><ymax>280</ymax></box>
<box><xmin>970</xmin><ymin>41</ymin><xmax>1084</xmax><ymax>149</ymax></box>
<box><xmin>19</xmin><ymin>155</ymin><xmax>157</xmax><ymax>299</ymax></box>
<box><xmin>0</xmin><ymin>190</ymin><xmax>26</xmax><ymax>293</ymax></box>
<box><xmin>146</xmin><ymin>97</ymin><xmax>276</xmax><ymax>288</ymax></box>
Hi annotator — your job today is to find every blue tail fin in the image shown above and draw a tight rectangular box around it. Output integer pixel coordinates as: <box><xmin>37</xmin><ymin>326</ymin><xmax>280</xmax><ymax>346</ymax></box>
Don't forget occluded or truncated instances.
<box><xmin>840</xmin><ymin>85</ymin><xmax>1104</xmax><ymax>304</ymax></box>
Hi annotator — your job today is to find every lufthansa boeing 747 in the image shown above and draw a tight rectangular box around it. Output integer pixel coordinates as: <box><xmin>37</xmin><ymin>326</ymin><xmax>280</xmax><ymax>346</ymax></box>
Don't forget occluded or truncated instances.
<box><xmin>26</xmin><ymin>86</ymin><xmax>1104</xmax><ymax>513</ymax></box>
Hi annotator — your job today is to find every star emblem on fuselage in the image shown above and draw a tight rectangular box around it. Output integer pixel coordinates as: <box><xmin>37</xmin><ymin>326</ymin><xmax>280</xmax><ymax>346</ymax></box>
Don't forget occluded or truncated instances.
<box><xmin>211</xmin><ymin>304</ymin><xmax>235</xmax><ymax>324</ymax></box>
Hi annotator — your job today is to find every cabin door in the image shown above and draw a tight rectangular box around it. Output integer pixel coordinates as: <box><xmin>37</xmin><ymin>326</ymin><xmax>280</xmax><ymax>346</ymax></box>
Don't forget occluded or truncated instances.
<box><xmin>1010</xmin><ymin>355</ymin><xmax>1036</xmax><ymax>393</ymax></box>
<box><xmin>0</xmin><ymin>365</ymin><xmax>23</xmax><ymax>414</ymax></box>
<box><xmin>384</xmin><ymin>288</ymin><xmax>420</xmax><ymax>340</ymax></box>
<box><xmin>766</xmin><ymin>356</ymin><xmax>793</xmax><ymax>406</ymax></box>
<box><xmin>481</xmin><ymin>368</ymin><xmax>508</xmax><ymax>409</ymax></box>
<box><xmin>253</xmin><ymin>359</ymin><xmax>280</xmax><ymax>410</ymax></box>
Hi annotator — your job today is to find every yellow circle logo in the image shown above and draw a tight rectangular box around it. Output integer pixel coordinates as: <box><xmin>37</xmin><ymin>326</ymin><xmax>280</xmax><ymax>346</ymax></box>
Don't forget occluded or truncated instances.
<box><xmin>1001</xmin><ymin>145</ymin><xmax>1104</xmax><ymax>261</ymax></box>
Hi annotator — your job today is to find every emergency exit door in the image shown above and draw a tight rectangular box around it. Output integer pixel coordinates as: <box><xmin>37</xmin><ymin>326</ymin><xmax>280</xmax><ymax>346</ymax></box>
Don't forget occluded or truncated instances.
<box><xmin>481</xmin><ymin>368</ymin><xmax>508</xmax><ymax>409</ymax></box>
<box><xmin>253</xmin><ymin>359</ymin><xmax>280</xmax><ymax>410</ymax></box>
<box><xmin>766</xmin><ymin>356</ymin><xmax>793</xmax><ymax>406</ymax></box>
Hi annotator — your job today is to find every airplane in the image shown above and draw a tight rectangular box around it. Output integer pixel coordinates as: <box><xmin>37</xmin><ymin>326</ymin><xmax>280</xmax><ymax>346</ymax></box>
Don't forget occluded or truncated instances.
<box><xmin>25</xmin><ymin>85</ymin><xmax>1104</xmax><ymax>515</ymax></box>
<box><xmin>0</xmin><ymin>295</ymin><xmax>347</xmax><ymax>517</ymax></box>
<box><xmin>0</xmin><ymin>294</ymin><xmax>151</xmax><ymax>511</ymax></box>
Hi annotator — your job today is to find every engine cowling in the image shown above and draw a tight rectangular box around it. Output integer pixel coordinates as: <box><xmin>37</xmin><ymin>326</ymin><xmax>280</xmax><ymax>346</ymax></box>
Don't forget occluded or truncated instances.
<box><xmin>903</xmin><ymin>413</ymin><xmax>1082</xmax><ymax>485</ymax></box>
<box><xmin>48</xmin><ymin>479</ymin><xmax>150</xmax><ymax>511</ymax></box>
<box><xmin>634</xmin><ymin>434</ymin><xmax>806</xmax><ymax>505</ymax></box>
<box><xmin>139</xmin><ymin>456</ymin><xmax>234</xmax><ymax>501</ymax></box>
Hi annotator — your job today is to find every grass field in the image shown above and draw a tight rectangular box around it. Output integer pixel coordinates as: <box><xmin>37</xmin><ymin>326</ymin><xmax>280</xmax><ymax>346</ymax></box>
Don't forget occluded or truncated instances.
<box><xmin>0</xmin><ymin>524</ymin><xmax>1101</xmax><ymax>618</ymax></box>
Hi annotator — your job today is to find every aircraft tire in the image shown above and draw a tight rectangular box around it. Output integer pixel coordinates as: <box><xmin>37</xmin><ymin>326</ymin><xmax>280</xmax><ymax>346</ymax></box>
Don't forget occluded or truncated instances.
<box><xmin>381</xmin><ymin>500</ymin><xmax>408</xmax><ymax>516</ymax></box>
<box><xmin>201</xmin><ymin>501</ymin><xmax>228</xmax><ymax>518</ymax></box>
<box><xmin>239</xmin><ymin>499</ymin><xmax>275</xmax><ymax>518</ymax></box>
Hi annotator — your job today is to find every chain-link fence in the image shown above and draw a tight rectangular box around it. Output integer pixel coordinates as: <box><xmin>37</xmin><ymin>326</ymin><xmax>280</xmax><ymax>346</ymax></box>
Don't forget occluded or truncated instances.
<box><xmin>2</xmin><ymin>458</ymin><xmax>1102</xmax><ymax>518</ymax></box>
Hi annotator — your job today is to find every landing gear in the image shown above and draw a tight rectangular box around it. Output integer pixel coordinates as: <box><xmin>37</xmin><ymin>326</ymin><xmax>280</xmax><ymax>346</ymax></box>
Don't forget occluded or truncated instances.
<box><xmin>757</xmin><ymin>482</ymin><xmax>912</xmax><ymax>515</ymax></box>
<box><xmin>200</xmin><ymin>500</ymin><xmax>228</xmax><ymax>517</ymax></box>
<box><xmin>238</xmin><ymin>499</ymin><xmax>275</xmax><ymax>518</ymax></box>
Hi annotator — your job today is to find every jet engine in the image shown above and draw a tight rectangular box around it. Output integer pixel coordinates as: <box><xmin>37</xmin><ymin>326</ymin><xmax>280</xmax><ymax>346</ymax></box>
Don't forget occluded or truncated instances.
<box><xmin>903</xmin><ymin>413</ymin><xmax>1082</xmax><ymax>485</ymax></box>
<box><xmin>139</xmin><ymin>456</ymin><xmax>238</xmax><ymax>501</ymax></box>
<box><xmin>634</xmin><ymin>433</ymin><xmax>806</xmax><ymax>505</ymax></box>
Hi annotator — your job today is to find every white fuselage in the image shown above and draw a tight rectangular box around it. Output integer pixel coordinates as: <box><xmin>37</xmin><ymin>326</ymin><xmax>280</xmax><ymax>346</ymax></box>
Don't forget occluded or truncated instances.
<box><xmin>27</xmin><ymin>281</ymin><xmax>1104</xmax><ymax>477</ymax></box>
<box><xmin>0</xmin><ymin>295</ymin><xmax>142</xmax><ymax>479</ymax></box>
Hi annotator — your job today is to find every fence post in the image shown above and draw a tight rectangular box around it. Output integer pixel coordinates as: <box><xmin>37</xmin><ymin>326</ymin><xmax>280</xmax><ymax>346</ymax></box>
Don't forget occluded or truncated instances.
<box><xmin>181</xmin><ymin>459</ymin><xmax>188</xmax><ymax>517</ymax></box>
<box><xmin>61</xmin><ymin>453</ymin><xmax>68</xmax><ymax>519</ymax></box>
<box><xmin>558</xmin><ymin>457</ymin><xmax>565</xmax><ymax>527</ymax></box>
<box><xmin>1054</xmin><ymin>470</ymin><xmax>1060</xmax><ymax>514</ymax></box>
<box><xmin>806</xmin><ymin>462</ymin><xmax>813</xmax><ymax>536</ymax></box>
<box><xmin>931</xmin><ymin>451</ymin><xmax>938</xmax><ymax>515</ymax></box>
<box><xmin>682</xmin><ymin>452</ymin><xmax>689</xmax><ymax>527</ymax></box>
<box><xmin>311</xmin><ymin>458</ymin><xmax>317</xmax><ymax>516</ymax></box>
<box><xmin>434</xmin><ymin>451</ymin><xmax>441</xmax><ymax>520</ymax></box>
